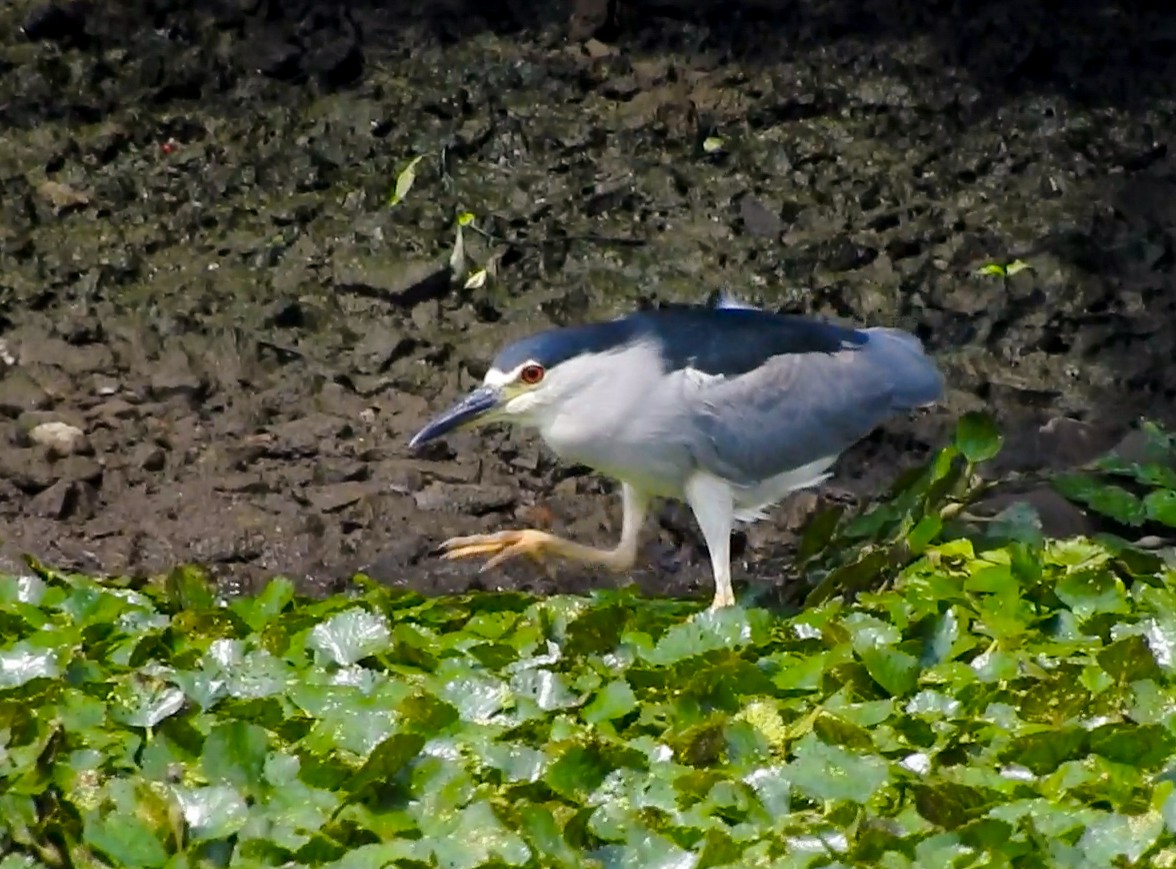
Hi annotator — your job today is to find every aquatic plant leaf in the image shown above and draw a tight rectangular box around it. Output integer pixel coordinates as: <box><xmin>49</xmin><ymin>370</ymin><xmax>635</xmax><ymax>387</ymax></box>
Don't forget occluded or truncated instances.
<box><xmin>955</xmin><ymin>412</ymin><xmax>1003</xmax><ymax>464</ymax></box>
<box><xmin>307</xmin><ymin>608</ymin><xmax>390</xmax><ymax>666</ymax></box>
<box><xmin>83</xmin><ymin>813</ymin><xmax>169</xmax><ymax>868</ymax></box>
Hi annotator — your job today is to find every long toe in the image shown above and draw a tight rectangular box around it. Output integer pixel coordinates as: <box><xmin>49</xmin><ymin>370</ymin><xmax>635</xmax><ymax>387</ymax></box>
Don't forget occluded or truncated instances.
<box><xmin>437</xmin><ymin>529</ymin><xmax>554</xmax><ymax>570</ymax></box>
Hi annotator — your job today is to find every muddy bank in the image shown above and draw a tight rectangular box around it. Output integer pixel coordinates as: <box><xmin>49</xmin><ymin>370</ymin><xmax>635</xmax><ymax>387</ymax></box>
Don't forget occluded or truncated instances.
<box><xmin>2</xmin><ymin>0</ymin><xmax>1175</xmax><ymax>601</ymax></box>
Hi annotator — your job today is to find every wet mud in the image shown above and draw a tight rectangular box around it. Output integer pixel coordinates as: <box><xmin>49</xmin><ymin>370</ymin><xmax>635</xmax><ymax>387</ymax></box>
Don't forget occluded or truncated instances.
<box><xmin>2</xmin><ymin>0</ymin><xmax>1175</xmax><ymax>602</ymax></box>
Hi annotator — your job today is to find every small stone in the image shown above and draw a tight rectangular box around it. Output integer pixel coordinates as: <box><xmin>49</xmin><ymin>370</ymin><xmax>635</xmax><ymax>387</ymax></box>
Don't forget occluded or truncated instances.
<box><xmin>583</xmin><ymin>38</ymin><xmax>613</xmax><ymax>58</ymax></box>
<box><xmin>311</xmin><ymin>460</ymin><xmax>368</xmax><ymax>485</ymax></box>
<box><xmin>36</xmin><ymin>179</ymin><xmax>90</xmax><ymax>213</ymax></box>
<box><xmin>134</xmin><ymin>444</ymin><xmax>166</xmax><ymax>472</ymax></box>
<box><xmin>381</xmin><ymin>460</ymin><xmax>425</xmax><ymax>495</ymax></box>
<box><xmin>29</xmin><ymin>421</ymin><xmax>88</xmax><ymax>458</ymax></box>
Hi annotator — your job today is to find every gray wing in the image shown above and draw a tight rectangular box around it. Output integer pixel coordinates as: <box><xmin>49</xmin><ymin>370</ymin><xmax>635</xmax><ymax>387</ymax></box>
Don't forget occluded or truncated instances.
<box><xmin>684</xmin><ymin>327</ymin><xmax>944</xmax><ymax>486</ymax></box>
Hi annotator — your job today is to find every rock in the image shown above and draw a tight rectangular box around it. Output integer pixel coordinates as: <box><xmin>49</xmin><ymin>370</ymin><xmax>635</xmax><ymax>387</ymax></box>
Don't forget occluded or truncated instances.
<box><xmin>133</xmin><ymin>443</ymin><xmax>166</xmax><ymax>472</ymax></box>
<box><xmin>0</xmin><ymin>448</ymin><xmax>56</xmax><ymax>492</ymax></box>
<box><xmin>738</xmin><ymin>195</ymin><xmax>784</xmax><ymax>238</ymax></box>
<box><xmin>331</xmin><ymin>253</ymin><xmax>451</xmax><ymax>308</ymax></box>
<box><xmin>265</xmin><ymin>413</ymin><xmax>351</xmax><ymax>457</ymax></box>
<box><xmin>569</xmin><ymin>0</ymin><xmax>613</xmax><ymax>41</ymax></box>
<box><xmin>311</xmin><ymin>460</ymin><xmax>369</xmax><ymax>485</ymax></box>
<box><xmin>0</xmin><ymin>371</ymin><xmax>50</xmax><ymax>416</ymax></box>
<box><xmin>307</xmin><ymin>481</ymin><xmax>382</xmax><ymax>513</ymax></box>
<box><xmin>30</xmin><ymin>479</ymin><xmax>97</xmax><ymax>520</ymax></box>
<box><xmin>18</xmin><ymin>338</ymin><xmax>114</xmax><ymax>376</ymax></box>
<box><xmin>54</xmin><ymin>455</ymin><xmax>103</xmax><ymax>486</ymax></box>
<box><xmin>36</xmin><ymin>179</ymin><xmax>91</xmax><ymax>213</ymax></box>
<box><xmin>21</xmin><ymin>2</ymin><xmax>91</xmax><ymax>45</ymax></box>
<box><xmin>29</xmin><ymin>421</ymin><xmax>88</xmax><ymax>458</ymax></box>
<box><xmin>90</xmin><ymin>397</ymin><xmax>139</xmax><ymax>420</ymax></box>
<box><xmin>148</xmin><ymin>351</ymin><xmax>207</xmax><ymax>402</ymax></box>
<box><xmin>413</xmin><ymin>482</ymin><xmax>517</xmax><ymax>515</ymax></box>
<box><xmin>213</xmin><ymin>473</ymin><xmax>273</xmax><ymax>495</ymax></box>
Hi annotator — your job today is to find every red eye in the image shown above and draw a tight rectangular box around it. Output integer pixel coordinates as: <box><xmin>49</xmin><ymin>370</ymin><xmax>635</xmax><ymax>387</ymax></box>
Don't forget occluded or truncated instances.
<box><xmin>519</xmin><ymin>364</ymin><xmax>545</xmax><ymax>385</ymax></box>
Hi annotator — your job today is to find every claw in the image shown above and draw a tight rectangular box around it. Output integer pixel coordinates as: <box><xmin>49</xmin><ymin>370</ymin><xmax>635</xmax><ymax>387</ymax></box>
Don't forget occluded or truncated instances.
<box><xmin>438</xmin><ymin>529</ymin><xmax>555</xmax><ymax>572</ymax></box>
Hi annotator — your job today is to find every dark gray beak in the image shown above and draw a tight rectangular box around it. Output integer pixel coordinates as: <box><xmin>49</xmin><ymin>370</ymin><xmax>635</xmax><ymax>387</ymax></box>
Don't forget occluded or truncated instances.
<box><xmin>409</xmin><ymin>385</ymin><xmax>503</xmax><ymax>449</ymax></box>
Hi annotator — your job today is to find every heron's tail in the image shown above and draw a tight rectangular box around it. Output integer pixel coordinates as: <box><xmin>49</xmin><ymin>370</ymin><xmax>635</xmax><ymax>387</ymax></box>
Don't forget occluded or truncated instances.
<box><xmin>862</xmin><ymin>327</ymin><xmax>945</xmax><ymax>410</ymax></box>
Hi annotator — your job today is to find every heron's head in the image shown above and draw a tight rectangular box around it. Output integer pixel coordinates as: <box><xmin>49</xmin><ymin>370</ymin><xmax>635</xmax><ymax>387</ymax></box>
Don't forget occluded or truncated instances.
<box><xmin>408</xmin><ymin>324</ymin><xmax>627</xmax><ymax>448</ymax></box>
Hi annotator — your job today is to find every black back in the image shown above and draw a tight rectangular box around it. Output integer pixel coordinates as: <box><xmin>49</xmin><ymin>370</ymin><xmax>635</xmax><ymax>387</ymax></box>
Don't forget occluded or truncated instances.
<box><xmin>491</xmin><ymin>306</ymin><xmax>866</xmax><ymax>377</ymax></box>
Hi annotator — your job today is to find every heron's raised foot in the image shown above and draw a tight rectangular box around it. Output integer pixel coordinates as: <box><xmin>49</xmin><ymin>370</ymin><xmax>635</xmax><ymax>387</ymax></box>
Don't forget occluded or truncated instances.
<box><xmin>438</xmin><ymin>529</ymin><xmax>558</xmax><ymax>572</ymax></box>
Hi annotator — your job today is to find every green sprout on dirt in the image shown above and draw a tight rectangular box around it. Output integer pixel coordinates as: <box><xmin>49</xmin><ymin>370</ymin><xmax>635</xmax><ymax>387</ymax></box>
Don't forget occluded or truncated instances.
<box><xmin>975</xmin><ymin>259</ymin><xmax>1032</xmax><ymax>279</ymax></box>
<box><xmin>386</xmin><ymin>153</ymin><xmax>496</xmax><ymax>289</ymax></box>
<box><xmin>4</xmin><ymin>418</ymin><xmax>1176</xmax><ymax>867</ymax></box>
<box><xmin>386</xmin><ymin>154</ymin><xmax>428</xmax><ymax>208</ymax></box>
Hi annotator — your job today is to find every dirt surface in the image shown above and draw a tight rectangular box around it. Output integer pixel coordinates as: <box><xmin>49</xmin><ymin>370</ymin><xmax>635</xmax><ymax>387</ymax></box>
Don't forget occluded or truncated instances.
<box><xmin>2</xmin><ymin>0</ymin><xmax>1176</xmax><ymax>602</ymax></box>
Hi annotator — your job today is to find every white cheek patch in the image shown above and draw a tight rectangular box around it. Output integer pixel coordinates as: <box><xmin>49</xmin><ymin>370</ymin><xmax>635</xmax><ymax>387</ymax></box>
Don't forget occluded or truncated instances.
<box><xmin>484</xmin><ymin>363</ymin><xmax>533</xmax><ymax>388</ymax></box>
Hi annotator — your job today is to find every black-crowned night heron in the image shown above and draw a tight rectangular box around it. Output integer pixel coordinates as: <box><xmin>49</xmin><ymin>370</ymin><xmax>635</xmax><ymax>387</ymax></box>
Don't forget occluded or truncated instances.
<box><xmin>409</xmin><ymin>297</ymin><xmax>943</xmax><ymax>609</ymax></box>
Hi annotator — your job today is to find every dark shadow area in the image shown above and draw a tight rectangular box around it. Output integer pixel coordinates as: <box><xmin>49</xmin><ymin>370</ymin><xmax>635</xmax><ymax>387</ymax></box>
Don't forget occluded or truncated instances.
<box><xmin>8</xmin><ymin>0</ymin><xmax>1176</xmax><ymax>123</ymax></box>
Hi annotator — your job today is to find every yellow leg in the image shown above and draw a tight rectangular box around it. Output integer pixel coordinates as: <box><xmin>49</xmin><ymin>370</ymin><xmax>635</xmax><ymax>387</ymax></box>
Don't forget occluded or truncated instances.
<box><xmin>438</xmin><ymin>483</ymin><xmax>649</xmax><ymax>574</ymax></box>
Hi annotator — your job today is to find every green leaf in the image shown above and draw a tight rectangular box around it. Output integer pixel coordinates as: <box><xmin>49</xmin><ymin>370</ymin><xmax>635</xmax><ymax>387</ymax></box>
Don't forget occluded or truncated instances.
<box><xmin>1054</xmin><ymin>570</ymin><xmax>1130</xmax><ymax>621</ymax></box>
<box><xmin>84</xmin><ymin>813</ymin><xmax>170</xmax><ymax>868</ymax></box>
<box><xmin>1088</xmin><ymin>722</ymin><xmax>1176</xmax><ymax>769</ymax></box>
<box><xmin>1099</xmin><ymin>634</ymin><xmax>1164</xmax><ymax>683</ymax></box>
<box><xmin>398</xmin><ymin>690</ymin><xmax>460</xmax><ymax>733</ymax></box>
<box><xmin>387</xmin><ymin>154</ymin><xmax>425</xmax><ymax>207</ymax></box>
<box><xmin>784</xmin><ymin>733</ymin><xmax>891</xmax><ymax>804</ymax></box>
<box><xmin>0</xmin><ymin>641</ymin><xmax>60</xmax><ymax>688</ymax></box>
<box><xmin>584</xmin><ymin>680</ymin><xmax>637</xmax><ymax>724</ymax></box>
<box><xmin>344</xmin><ymin>733</ymin><xmax>426</xmax><ymax>801</ymax></box>
<box><xmin>545</xmin><ymin>744</ymin><xmax>611</xmax><ymax>802</ymax></box>
<box><xmin>797</xmin><ymin>505</ymin><xmax>845</xmax><ymax>561</ymax></box>
<box><xmin>174</xmin><ymin>784</ymin><xmax>249</xmax><ymax>840</ymax></box>
<box><xmin>307</xmin><ymin>608</ymin><xmax>390</xmax><ymax>666</ymax></box>
<box><xmin>1004</xmin><ymin>728</ymin><xmax>1087</xmax><ymax>775</ymax></box>
<box><xmin>860</xmin><ymin>646</ymin><xmax>921</xmax><ymax>697</ymax></box>
<box><xmin>164</xmin><ymin>564</ymin><xmax>216</xmax><ymax>611</ymax></box>
<box><xmin>955</xmin><ymin>412</ymin><xmax>1003</xmax><ymax>464</ymax></box>
<box><xmin>110</xmin><ymin>677</ymin><xmax>185</xmax><ymax>728</ymax></box>
<box><xmin>1144</xmin><ymin>489</ymin><xmax>1176</xmax><ymax>527</ymax></box>
<box><xmin>201</xmin><ymin>721</ymin><xmax>269</xmax><ymax>792</ymax></box>
<box><xmin>914</xmin><ymin>783</ymin><xmax>996</xmax><ymax>829</ymax></box>
<box><xmin>643</xmin><ymin>606</ymin><xmax>756</xmax><ymax>665</ymax></box>
<box><xmin>1052</xmin><ymin>473</ymin><xmax>1148</xmax><ymax>525</ymax></box>
<box><xmin>975</xmin><ymin>263</ymin><xmax>1008</xmax><ymax>277</ymax></box>
<box><xmin>233</xmin><ymin>576</ymin><xmax>295</xmax><ymax>628</ymax></box>
<box><xmin>1074</xmin><ymin>810</ymin><xmax>1164</xmax><ymax>865</ymax></box>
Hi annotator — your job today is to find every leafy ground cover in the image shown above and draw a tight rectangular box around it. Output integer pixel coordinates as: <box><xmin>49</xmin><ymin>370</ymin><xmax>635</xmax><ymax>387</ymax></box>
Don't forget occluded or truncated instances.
<box><xmin>3</xmin><ymin>421</ymin><xmax>1176</xmax><ymax>868</ymax></box>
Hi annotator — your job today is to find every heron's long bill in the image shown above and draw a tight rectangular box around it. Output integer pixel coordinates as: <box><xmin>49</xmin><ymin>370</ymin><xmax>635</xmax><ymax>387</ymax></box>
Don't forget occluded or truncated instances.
<box><xmin>409</xmin><ymin>385</ymin><xmax>503</xmax><ymax>448</ymax></box>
